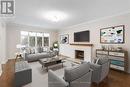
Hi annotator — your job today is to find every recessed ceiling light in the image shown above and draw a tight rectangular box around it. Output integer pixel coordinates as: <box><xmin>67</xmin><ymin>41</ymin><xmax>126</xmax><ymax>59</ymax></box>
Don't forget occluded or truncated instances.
<box><xmin>44</xmin><ymin>11</ymin><xmax>67</xmax><ymax>22</ymax></box>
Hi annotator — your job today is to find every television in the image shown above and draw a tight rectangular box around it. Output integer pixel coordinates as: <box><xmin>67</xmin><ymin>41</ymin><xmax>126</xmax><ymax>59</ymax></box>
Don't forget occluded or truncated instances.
<box><xmin>74</xmin><ymin>30</ymin><xmax>90</xmax><ymax>42</ymax></box>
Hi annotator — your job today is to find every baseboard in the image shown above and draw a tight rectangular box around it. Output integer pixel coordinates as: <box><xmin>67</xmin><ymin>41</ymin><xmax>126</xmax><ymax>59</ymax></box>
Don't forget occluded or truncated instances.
<box><xmin>1</xmin><ymin>59</ymin><xmax>8</xmax><ymax>64</ymax></box>
<box><xmin>0</xmin><ymin>59</ymin><xmax>8</xmax><ymax>76</ymax></box>
<box><xmin>0</xmin><ymin>70</ymin><xmax>2</xmax><ymax>76</ymax></box>
<box><xmin>0</xmin><ymin>64</ymin><xmax>2</xmax><ymax>76</ymax></box>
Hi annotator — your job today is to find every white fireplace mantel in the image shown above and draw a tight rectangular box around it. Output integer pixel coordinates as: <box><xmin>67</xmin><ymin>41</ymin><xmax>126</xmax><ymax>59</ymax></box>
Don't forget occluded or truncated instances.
<box><xmin>71</xmin><ymin>45</ymin><xmax>92</xmax><ymax>62</ymax></box>
<box><xmin>60</xmin><ymin>44</ymin><xmax>93</xmax><ymax>62</ymax></box>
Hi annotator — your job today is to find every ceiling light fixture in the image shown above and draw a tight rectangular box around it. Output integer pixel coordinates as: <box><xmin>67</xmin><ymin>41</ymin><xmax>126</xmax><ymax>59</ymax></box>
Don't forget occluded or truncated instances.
<box><xmin>44</xmin><ymin>11</ymin><xmax>67</xmax><ymax>22</ymax></box>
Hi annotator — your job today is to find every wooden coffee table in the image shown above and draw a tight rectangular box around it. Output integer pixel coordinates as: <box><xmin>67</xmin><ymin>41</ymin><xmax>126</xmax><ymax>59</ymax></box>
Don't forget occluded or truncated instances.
<box><xmin>39</xmin><ymin>56</ymin><xmax>66</xmax><ymax>71</ymax></box>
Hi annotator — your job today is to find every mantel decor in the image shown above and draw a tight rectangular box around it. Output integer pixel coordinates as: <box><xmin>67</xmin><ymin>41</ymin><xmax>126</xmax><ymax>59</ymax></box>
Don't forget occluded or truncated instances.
<box><xmin>100</xmin><ymin>25</ymin><xmax>125</xmax><ymax>44</ymax></box>
<box><xmin>60</xmin><ymin>34</ymin><xmax>69</xmax><ymax>44</ymax></box>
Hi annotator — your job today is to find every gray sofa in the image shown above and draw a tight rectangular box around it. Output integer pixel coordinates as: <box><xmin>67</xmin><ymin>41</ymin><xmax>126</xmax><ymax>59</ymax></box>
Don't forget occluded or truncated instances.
<box><xmin>90</xmin><ymin>58</ymin><xmax>110</xmax><ymax>85</ymax></box>
<box><xmin>48</xmin><ymin>62</ymin><xmax>92</xmax><ymax>87</ymax></box>
<box><xmin>23</xmin><ymin>51</ymin><xmax>56</xmax><ymax>62</ymax></box>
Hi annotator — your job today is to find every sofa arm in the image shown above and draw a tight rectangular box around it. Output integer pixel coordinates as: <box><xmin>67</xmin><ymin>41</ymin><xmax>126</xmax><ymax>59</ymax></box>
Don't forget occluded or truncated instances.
<box><xmin>70</xmin><ymin>69</ymin><xmax>93</xmax><ymax>87</ymax></box>
<box><xmin>23</xmin><ymin>53</ymin><xmax>28</xmax><ymax>61</ymax></box>
<box><xmin>90</xmin><ymin>63</ymin><xmax>102</xmax><ymax>83</ymax></box>
<box><xmin>48</xmin><ymin>70</ymin><xmax>68</xmax><ymax>87</ymax></box>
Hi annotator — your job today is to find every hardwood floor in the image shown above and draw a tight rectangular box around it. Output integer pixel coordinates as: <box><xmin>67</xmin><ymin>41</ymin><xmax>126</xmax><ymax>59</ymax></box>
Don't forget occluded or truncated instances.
<box><xmin>92</xmin><ymin>70</ymin><xmax>130</xmax><ymax>87</ymax></box>
<box><xmin>0</xmin><ymin>59</ymin><xmax>15</xmax><ymax>87</ymax></box>
<box><xmin>0</xmin><ymin>59</ymin><xmax>130</xmax><ymax>87</ymax></box>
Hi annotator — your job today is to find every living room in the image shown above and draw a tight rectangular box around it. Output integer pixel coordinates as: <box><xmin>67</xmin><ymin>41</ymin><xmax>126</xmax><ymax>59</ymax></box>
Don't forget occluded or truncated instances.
<box><xmin>0</xmin><ymin>0</ymin><xmax>130</xmax><ymax>87</ymax></box>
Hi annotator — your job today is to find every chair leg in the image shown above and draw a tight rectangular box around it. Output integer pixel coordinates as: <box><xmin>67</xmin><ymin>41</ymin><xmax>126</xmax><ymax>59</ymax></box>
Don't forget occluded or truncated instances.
<box><xmin>96</xmin><ymin>83</ymin><xmax>100</xmax><ymax>87</ymax></box>
<box><xmin>62</xmin><ymin>62</ymin><xmax>64</xmax><ymax>67</ymax></box>
<box><xmin>104</xmin><ymin>76</ymin><xmax>109</xmax><ymax>83</ymax></box>
<box><xmin>106</xmin><ymin>75</ymin><xmax>109</xmax><ymax>80</ymax></box>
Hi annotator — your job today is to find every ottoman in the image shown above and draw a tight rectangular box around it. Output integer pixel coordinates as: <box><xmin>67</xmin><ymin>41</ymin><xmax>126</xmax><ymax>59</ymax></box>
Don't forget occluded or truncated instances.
<box><xmin>15</xmin><ymin>61</ymin><xmax>32</xmax><ymax>87</ymax></box>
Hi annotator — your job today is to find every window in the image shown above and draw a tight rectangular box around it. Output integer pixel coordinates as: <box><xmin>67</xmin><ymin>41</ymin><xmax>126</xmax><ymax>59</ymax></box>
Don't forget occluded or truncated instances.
<box><xmin>37</xmin><ymin>33</ymin><xmax>43</xmax><ymax>47</ymax></box>
<box><xmin>29</xmin><ymin>37</ymin><xmax>35</xmax><ymax>47</ymax></box>
<box><xmin>20</xmin><ymin>31</ymin><xmax>50</xmax><ymax>47</ymax></box>
<box><xmin>44</xmin><ymin>33</ymin><xmax>50</xmax><ymax>46</ymax></box>
<box><xmin>21</xmin><ymin>31</ymin><xmax>28</xmax><ymax>46</ymax></box>
<box><xmin>29</xmin><ymin>32</ymin><xmax>36</xmax><ymax>47</ymax></box>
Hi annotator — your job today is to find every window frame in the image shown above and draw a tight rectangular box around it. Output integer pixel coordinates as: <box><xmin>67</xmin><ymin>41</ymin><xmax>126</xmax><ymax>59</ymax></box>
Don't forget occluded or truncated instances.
<box><xmin>20</xmin><ymin>31</ymin><xmax>50</xmax><ymax>47</ymax></box>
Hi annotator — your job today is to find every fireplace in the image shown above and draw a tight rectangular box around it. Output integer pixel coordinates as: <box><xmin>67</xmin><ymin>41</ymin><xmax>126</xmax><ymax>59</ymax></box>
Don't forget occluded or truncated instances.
<box><xmin>75</xmin><ymin>50</ymin><xmax>84</xmax><ymax>60</ymax></box>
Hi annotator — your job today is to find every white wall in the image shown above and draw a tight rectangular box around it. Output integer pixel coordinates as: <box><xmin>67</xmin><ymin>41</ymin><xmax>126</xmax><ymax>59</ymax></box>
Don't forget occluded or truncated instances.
<box><xmin>59</xmin><ymin>13</ymin><xmax>130</xmax><ymax>73</ymax></box>
<box><xmin>0</xmin><ymin>19</ymin><xmax>7</xmax><ymax>76</ymax></box>
<box><xmin>6</xmin><ymin>23</ymin><xmax>58</xmax><ymax>59</ymax></box>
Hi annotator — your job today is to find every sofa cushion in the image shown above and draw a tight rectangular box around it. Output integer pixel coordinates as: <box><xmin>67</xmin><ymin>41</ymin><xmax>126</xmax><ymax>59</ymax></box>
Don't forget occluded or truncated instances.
<box><xmin>42</xmin><ymin>47</ymin><xmax>50</xmax><ymax>52</ymax></box>
<box><xmin>27</xmin><ymin>52</ymin><xmax>49</xmax><ymax>59</ymax></box>
<box><xmin>25</xmin><ymin>48</ymin><xmax>31</xmax><ymax>54</ymax></box>
<box><xmin>35</xmin><ymin>47</ymin><xmax>43</xmax><ymax>53</ymax></box>
<box><xmin>26</xmin><ymin>51</ymin><xmax>56</xmax><ymax>61</ymax></box>
<box><xmin>30</xmin><ymin>48</ymin><xmax>35</xmax><ymax>54</ymax></box>
<box><xmin>64</xmin><ymin>62</ymin><xmax>90</xmax><ymax>82</ymax></box>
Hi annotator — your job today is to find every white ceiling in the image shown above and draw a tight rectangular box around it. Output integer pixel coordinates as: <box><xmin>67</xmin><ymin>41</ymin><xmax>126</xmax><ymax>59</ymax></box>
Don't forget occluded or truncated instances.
<box><xmin>9</xmin><ymin>0</ymin><xmax>130</xmax><ymax>29</ymax></box>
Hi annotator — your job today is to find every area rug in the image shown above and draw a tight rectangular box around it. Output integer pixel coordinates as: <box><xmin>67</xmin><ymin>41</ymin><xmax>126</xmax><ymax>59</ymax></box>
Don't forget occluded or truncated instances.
<box><xmin>23</xmin><ymin>60</ymin><xmax>75</xmax><ymax>87</ymax></box>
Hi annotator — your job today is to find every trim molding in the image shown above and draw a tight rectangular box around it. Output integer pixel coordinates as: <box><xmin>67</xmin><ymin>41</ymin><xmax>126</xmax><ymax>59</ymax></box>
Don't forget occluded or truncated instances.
<box><xmin>0</xmin><ymin>64</ymin><xmax>2</xmax><ymax>76</ymax></box>
<box><xmin>1</xmin><ymin>59</ymin><xmax>8</xmax><ymax>64</ymax></box>
<box><xmin>62</xmin><ymin>10</ymin><xmax>130</xmax><ymax>30</ymax></box>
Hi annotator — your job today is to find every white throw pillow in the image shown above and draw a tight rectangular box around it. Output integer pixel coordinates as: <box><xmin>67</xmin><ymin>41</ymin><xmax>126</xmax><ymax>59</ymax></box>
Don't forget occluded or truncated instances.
<box><xmin>95</xmin><ymin>58</ymin><xmax>100</xmax><ymax>64</ymax></box>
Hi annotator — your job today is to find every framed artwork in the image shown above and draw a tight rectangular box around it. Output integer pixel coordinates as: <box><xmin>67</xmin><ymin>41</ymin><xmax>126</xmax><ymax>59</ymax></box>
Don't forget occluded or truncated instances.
<box><xmin>60</xmin><ymin>34</ymin><xmax>69</xmax><ymax>44</ymax></box>
<box><xmin>100</xmin><ymin>25</ymin><xmax>125</xmax><ymax>44</ymax></box>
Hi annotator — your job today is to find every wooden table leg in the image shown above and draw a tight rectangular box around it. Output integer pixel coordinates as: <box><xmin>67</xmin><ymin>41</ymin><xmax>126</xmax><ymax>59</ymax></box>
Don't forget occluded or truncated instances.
<box><xmin>62</xmin><ymin>62</ymin><xmax>64</xmax><ymax>67</ymax></box>
<box><xmin>46</xmin><ymin>67</ymin><xmax>48</xmax><ymax>72</ymax></box>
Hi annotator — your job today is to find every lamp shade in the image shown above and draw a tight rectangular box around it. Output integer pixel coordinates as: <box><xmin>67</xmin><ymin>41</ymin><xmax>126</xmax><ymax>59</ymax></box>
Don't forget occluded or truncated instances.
<box><xmin>53</xmin><ymin>41</ymin><xmax>58</xmax><ymax>48</ymax></box>
<box><xmin>54</xmin><ymin>43</ymin><xmax>58</xmax><ymax>47</ymax></box>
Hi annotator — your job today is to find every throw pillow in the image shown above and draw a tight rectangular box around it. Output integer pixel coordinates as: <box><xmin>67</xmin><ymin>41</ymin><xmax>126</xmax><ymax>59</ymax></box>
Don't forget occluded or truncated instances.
<box><xmin>25</xmin><ymin>48</ymin><xmax>31</xmax><ymax>54</ymax></box>
<box><xmin>43</xmin><ymin>47</ymin><xmax>49</xmax><ymax>52</ymax></box>
<box><xmin>95</xmin><ymin>58</ymin><xmax>100</xmax><ymax>64</ymax></box>
<box><xmin>35</xmin><ymin>47</ymin><xmax>42</xmax><ymax>53</ymax></box>
<box><xmin>30</xmin><ymin>48</ymin><xmax>35</xmax><ymax>54</ymax></box>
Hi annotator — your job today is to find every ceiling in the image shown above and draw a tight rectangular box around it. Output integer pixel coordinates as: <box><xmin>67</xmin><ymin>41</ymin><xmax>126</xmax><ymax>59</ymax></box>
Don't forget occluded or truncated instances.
<box><xmin>9</xmin><ymin>0</ymin><xmax>130</xmax><ymax>29</ymax></box>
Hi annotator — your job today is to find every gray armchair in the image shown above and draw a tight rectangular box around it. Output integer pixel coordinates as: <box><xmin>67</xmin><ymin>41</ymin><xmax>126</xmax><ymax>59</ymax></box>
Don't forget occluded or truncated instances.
<box><xmin>48</xmin><ymin>62</ymin><xmax>92</xmax><ymax>87</ymax></box>
<box><xmin>48</xmin><ymin>70</ymin><xmax>68</xmax><ymax>87</ymax></box>
<box><xmin>90</xmin><ymin>58</ymin><xmax>110</xmax><ymax>85</ymax></box>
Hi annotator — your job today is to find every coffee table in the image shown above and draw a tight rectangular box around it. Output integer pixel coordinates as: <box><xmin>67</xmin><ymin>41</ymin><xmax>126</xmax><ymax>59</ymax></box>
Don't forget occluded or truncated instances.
<box><xmin>39</xmin><ymin>56</ymin><xmax>66</xmax><ymax>71</ymax></box>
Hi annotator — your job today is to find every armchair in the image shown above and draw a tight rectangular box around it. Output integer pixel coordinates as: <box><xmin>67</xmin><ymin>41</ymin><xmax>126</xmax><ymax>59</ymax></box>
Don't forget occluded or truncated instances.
<box><xmin>48</xmin><ymin>62</ymin><xmax>92</xmax><ymax>87</ymax></box>
<box><xmin>48</xmin><ymin>70</ymin><xmax>68</xmax><ymax>87</ymax></box>
<box><xmin>90</xmin><ymin>58</ymin><xmax>110</xmax><ymax>85</ymax></box>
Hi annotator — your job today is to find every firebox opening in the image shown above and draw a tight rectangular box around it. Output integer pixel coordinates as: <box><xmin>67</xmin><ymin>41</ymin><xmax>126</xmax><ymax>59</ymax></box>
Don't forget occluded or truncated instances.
<box><xmin>75</xmin><ymin>50</ymin><xmax>84</xmax><ymax>60</ymax></box>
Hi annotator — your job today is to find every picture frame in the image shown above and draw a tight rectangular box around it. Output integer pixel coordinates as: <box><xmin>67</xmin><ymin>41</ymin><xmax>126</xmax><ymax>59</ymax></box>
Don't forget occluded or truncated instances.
<box><xmin>100</xmin><ymin>25</ymin><xmax>125</xmax><ymax>44</ymax></box>
<box><xmin>60</xmin><ymin>34</ymin><xmax>69</xmax><ymax>44</ymax></box>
